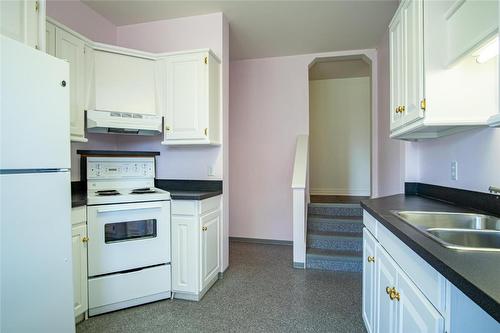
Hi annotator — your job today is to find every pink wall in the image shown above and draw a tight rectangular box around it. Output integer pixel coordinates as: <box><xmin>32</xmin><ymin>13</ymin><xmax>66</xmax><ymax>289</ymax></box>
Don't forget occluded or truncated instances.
<box><xmin>116</xmin><ymin>13</ymin><xmax>222</xmax><ymax>55</ymax></box>
<box><xmin>407</xmin><ymin>128</ymin><xmax>500</xmax><ymax>193</ymax></box>
<box><xmin>46</xmin><ymin>0</ymin><xmax>116</xmax><ymax>44</ymax></box>
<box><xmin>115</xmin><ymin>13</ymin><xmax>226</xmax><ymax>181</ymax></box>
<box><xmin>375</xmin><ymin>31</ymin><xmax>405</xmax><ymax>197</ymax></box>
<box><xmin>229</xmin><ymin>49</ymin><xmax>378</xmax><ymax>241</ymax></box>
<box><xmin>229</xmin><ymin>56</ymin><xmax>309</xmax><ymax>241</ymax></box>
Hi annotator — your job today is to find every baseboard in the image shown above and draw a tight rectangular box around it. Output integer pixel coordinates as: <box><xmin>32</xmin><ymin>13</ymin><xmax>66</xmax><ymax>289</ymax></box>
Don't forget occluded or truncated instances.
<box><xmin>229</xmin><ymin>237</ymin><xmax>292</xmax><ymax>246</ymax></box>
<box><xmin>310</xmin><ymin>188</ymin><xmax>370</xmax><ymax>196</ymax></box>
<box><xmin>293</xmin><ymin>262</ymin><xmax>305</xmax><ymax>269</ymax></box>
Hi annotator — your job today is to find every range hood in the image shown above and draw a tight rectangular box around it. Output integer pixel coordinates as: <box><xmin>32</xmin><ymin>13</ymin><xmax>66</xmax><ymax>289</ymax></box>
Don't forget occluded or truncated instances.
<box><xmin>86</xmin><ymin>110</ymin><xmax>162</xmax><ymax>136</ymax></box>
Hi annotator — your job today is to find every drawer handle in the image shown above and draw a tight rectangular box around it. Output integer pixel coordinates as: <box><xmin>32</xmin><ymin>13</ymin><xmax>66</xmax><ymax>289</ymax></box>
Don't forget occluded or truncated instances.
<box><xmin>367</xmin><ymin>256</ymin><xmax>375</xmax><ymax>263</ymax></box>
<box><xmin>97</xmin><ymin>204</ymin><xmax>163</xmax><ymax>213</ymax></box>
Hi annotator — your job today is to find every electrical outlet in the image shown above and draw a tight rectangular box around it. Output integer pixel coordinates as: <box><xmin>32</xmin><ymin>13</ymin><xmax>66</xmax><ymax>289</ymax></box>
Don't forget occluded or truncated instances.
<box><xmin>451</xmin><ymin>161</ymin><xmax>458</xmax><ymax>181</ymax></box>
<box><xmin>208</xmin><ymin>166</ymin><xmax>215</xmax><ymax>177</ymax></box>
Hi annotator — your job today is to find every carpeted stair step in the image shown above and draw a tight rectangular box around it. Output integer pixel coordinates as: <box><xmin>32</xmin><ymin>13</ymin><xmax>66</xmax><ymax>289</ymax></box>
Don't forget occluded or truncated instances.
<box><xmin>306</xmin><ymin>248</ymin><xmax>362</xmax><ymax>272</ymax></box>
<box><xmin>308</xmin><ymin>203</ymin><xmax>362</xmax><ymax>217</ymax></box>
<box><xmin>308</xmin><ymin>214</ymin><xmax>363</xmax><ymax>233</ymax></box>
<box><xmin>307</xmin><ymin>230</ymin><xmax>363</xmax><ymax>252</ymax></box>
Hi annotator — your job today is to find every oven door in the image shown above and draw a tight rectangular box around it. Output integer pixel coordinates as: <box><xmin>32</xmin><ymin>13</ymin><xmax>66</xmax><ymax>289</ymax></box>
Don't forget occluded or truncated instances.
<box><xmin>87</xmin><ymin>201</ymin><xmax>171</xmax><ymax>277</ymax></box>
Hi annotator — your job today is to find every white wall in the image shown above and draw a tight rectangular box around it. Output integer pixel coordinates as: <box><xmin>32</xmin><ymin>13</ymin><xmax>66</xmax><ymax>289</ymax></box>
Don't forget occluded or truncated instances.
<box><xmin>309</xmin><ymin>77</ymin><xmax>371</xmax><ymax>196</ymax></box>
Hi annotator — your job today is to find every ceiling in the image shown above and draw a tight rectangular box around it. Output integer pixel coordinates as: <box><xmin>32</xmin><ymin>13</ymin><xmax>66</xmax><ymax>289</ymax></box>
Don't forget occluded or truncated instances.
<box><xmin>309</xmin><ymin>58</ymin><xmax>370</xmax><ymax>80</ymax></box>
<box><xmin>82</xmin><ymin>0</ymin><xmax>399</xmax><ymax>60</ymax></box>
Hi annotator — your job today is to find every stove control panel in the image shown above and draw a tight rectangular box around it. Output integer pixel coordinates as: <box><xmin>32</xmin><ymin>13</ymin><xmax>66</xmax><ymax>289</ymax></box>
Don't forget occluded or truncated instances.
<box><xmin>87</xmin><ymin>157</ymin><xmax>155</xmax><ymax>179</ymax></box>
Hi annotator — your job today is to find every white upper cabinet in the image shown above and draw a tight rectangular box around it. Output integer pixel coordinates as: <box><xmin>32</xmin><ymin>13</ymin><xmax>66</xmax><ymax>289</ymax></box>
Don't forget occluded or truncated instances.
<box><xmin>55</xmin><ymin>27</ymin><xmax>86</xmax><ymax>142</ymax></box>
<box><xmin>389</xmin><ymin>0</ymin><xmax>499</xmax><ymax>140</ymax></box>
<box><xmin>162</xmin><ymin>51</ymin><xmax>221</xmax><ymax>145</ymax></box>
<box><xmin>1</xmin><ymin>0</ymin><xmax>43</xmax><ymax>50</ymax></box>
<box><xmin>45</xmin><ymin>21</ymin><xmax>55</xmax><ymax>56</ymax></box>
<box><xmin>389</xmin><ymin>13</ymin><xmax>405</xmax><ymax>131</ymax></box>
<box><xmin>92</xmin><ymin>49</ymin><xmax>157</xmax><ymax>115</ymax></box>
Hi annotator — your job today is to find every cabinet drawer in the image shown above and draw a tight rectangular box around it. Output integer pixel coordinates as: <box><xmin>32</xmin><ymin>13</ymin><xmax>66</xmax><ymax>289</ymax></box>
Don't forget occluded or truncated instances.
<box><xmin>172</xmin><ymin>200</ymin><xmax>197</xmax><ymax>216</ymax></box>
<box><xmin>363</xmin><ymin>211</ymin><xmax>378</xmax><ymax>238</ymax></box>
<box><xmin>377</xmin><ymin>223</ymin><xmax>445</xmax><ymax>314</ymax></box>
<box><xmin>71</xmin><ymin>206</ymin><xmax>86</xmax><ymax>225</ymax></box>
<box><xmin>200</xmin><ymin>195</ymin><xmax>221</xmax><ymax>215</ymax></box>
<box><xmin>89</xmin><ymin>264</ymin><xmax>171</xmax><ymax>312</ymax></box>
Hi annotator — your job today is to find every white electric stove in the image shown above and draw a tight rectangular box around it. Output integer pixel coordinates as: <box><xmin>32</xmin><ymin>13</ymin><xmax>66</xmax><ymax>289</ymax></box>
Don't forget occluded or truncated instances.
<box><xmin>86</xmin><ymin>156</ymin><xmax>172</xmax><ymax>316</ymax></box>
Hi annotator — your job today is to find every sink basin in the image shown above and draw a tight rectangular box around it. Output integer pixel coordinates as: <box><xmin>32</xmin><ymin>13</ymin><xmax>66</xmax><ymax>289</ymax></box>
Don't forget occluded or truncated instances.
<box><xmin>427</xmin><ymin>228</ymin><xmax>500</xmax><ymax>252</ymax></box>
<box><xmin>393</xmin><ymin>211</ymin><xmax>500</xmax><ymax>231</ymax></box>
<box><xmin>392</xmin><ymin>211</ymin><xmax>500</xmax><ymax>252</ymax></box>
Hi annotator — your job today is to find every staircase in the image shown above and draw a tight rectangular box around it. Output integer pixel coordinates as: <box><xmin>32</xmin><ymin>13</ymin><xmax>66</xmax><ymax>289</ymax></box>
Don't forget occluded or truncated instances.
<box><xmin>306</xmin><ymin>202</ymin><xmax>363</xmax><ymax>272</ymax></box>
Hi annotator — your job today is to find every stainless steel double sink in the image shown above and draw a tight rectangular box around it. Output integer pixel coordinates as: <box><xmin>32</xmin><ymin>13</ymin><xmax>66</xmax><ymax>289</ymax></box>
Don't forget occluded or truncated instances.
<box><xmin>391</xmin><ymin>211</ymin><xmax>500</xmax><ymax>252</ymax></box>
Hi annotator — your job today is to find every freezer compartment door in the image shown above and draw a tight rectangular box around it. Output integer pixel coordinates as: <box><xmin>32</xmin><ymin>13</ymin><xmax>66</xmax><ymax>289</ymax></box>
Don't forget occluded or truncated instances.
<box><xmin>0</xmin><ymin>36</ymin><xmax>70</xmax><ymax>170</ymax></box>
<box><xmin>0</xmin><ymin>171</ymin><xmax>74</xmax><ymax>332</ymax></box>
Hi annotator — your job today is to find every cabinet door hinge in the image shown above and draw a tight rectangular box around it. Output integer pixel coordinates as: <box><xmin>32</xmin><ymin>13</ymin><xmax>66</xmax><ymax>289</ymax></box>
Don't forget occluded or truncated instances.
<box><xmin>420</xmin><ymin>98</ymin><xmax>426</xmax><ymax>111</ymax></box>
<box><xmin>35</xmin><ymin>1</ymin><xmax>39</xmax><ymax>12</ymax></box>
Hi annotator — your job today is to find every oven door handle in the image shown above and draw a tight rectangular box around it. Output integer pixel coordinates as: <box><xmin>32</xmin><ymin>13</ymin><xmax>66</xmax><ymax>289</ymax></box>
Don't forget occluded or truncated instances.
<box><xmin>96</xmin><ymin>203</ymin><xmax>164</xmax><ymax>213</ymax></box>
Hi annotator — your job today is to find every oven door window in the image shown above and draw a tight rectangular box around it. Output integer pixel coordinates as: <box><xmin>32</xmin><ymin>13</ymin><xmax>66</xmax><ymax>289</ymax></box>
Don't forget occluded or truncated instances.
<box><xmin>104</xmin><ymin>219</ymin><xmax>157</xmax><ymax>243</ymax></box>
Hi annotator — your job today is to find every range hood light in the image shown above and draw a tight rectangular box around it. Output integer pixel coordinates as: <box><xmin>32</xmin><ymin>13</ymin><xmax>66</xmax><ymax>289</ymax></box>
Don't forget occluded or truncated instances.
<box><xmin>475</xmin><ymin>37</ymin><xmax>499</xmax><ymax>64</ymax></box>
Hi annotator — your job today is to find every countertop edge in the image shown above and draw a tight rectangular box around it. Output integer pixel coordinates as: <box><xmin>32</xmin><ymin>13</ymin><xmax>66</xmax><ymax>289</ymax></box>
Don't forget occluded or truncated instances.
<box><xmin>360</xmin><ymin>199</ymin><xmax>500</xmax><ymax>323</ymax></box>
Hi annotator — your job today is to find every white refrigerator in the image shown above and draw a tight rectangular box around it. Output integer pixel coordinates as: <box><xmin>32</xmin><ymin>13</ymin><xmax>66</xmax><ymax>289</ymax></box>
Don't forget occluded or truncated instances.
<box><xmin>0</xmin><ymin>36</ymin><xmax>75</xmax><ymax>332</ymax></box>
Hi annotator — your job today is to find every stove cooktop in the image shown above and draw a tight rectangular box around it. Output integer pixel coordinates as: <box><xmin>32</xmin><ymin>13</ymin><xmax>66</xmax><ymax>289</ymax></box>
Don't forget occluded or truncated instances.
<box><xmin>87</xmin><ymin>187</ymin><xmax>170</xmax><ymax>205</ymax></box>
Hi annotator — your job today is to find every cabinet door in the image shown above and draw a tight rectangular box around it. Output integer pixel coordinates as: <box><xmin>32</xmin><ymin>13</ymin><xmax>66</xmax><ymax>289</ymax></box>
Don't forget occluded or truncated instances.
<box><xmin>389</xmin><ymin>13</ymin><xmax>405</xmax><ymax>131</ymax></box>
<box><xmin>93</xmin><ymin>50</ymin><xmax>157</xmax><ymax>115</ymax></box>
<box><xmin>376</xmin><ymin>244</ymin><xmax>398</xmax><ymax>333</ymax></box>
<box><xmin>0</xmin><ymin>0</ymin><xmax>40</xmax><ymax>49</ymax></box>
<box><xmin>171</xmin><ymin>215</ymin><xmax>199</xmax><ymax>293</ymax></box>
<box><xmin>71</xmin><ymin>223</ymin><xmax>88</xmax><ymax>317</ymax></box>
<box><xmin>45</xmin><ymin>21</ymin><xmax>55</xmax><ymax>56</ymax></box>
<box><xmin>164</xmin><ymin>52</ymin><xmax>209</xmax><ymax>142</ymax></box>
<box><xmin>363</xmin><ymin>228</ymin><xmax>377</xmax><ymax>333</ymax></box>
<box><xmin>200</xmin><ymin>209</ymin><xmax>220</xmax><ymax>289</ymax></box>
<box><xmin>55</xmin><ymin>28</ymin><xmax>85</xmax><ymax>141</ymax></box>
<box><xmin>401</xmin><ymin>0</ymin><xmax>425</xmax><ymax>125</ymax></box>
<box><xmin>396</xmin><ymin>270</ymin><xmax>444</xmax><ymax>333</ymax></box>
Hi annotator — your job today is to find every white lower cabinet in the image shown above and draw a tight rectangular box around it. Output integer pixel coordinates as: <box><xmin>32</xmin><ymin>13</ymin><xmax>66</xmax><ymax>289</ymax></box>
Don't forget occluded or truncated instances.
<box><xmin>171</xmin><ymin>196</ymin><xmax>221</xmax><ymax>301</ymax></box>
<box><xmin>71</xmin><ymin>206</ymin><xmax>88</xmax><ymax>319</ymax></box>
<box><xmin>362</xmin><ymin>228</ymin><xmax>377</xmax><ymax>333</ymax></box>
<box><xmin>363</xmin><ymin>210</ymin><xmax>499</xmax><ymax>333</ymax></box>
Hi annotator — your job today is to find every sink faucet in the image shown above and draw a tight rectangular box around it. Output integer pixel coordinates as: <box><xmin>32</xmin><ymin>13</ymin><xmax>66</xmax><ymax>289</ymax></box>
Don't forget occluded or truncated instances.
<box><xmin>489</xmin><ymin>186</ymin><xmax>500</xmax><ymax>194</ymax></box>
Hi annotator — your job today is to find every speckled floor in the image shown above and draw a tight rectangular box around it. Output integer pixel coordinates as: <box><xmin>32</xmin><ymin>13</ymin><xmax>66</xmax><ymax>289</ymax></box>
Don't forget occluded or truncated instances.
<box><xmin>77</xmin><ymin>241</ymin><xmax>366</xmax><ymax>333</ymax></box>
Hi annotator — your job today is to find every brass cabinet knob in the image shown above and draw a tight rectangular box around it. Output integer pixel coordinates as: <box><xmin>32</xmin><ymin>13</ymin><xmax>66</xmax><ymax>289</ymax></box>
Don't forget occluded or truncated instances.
<box><xmin>390</xmin><ymin>290</ymin><xmax>400</xmax><ymax>301</ymax></box>
<box><xmin>82</xmin><ymin>236</ymin><xmax>89</xmax><ymax>243</ymax></box>
<box><xmin>386</xmin><ymin>286</ymin><xmax>392</xmax><ymax>295</ymax></box>
<box><xmin>202</xmin><ymin>226</ymin><xmax>208</xmax><ymax>231</ymax></box>
<box><xmin>401</xmin><ymin>105</ymin><xmax>406</xmax><ymax>112</ymax></box>
<box><xmin>204</xmin><ymin>128</ymin><xmax>208</xmax><ymax>136</ymax></box>
<box><xmin>420</xmin><ymin>98</ymin><xmax>426</xmax><ymax>110</ymax></box>
<box><xmin>165</xmin><ymin>125</ymin><xmax>170</xmax><ymax>131</ymax></box>
<box><xmin>367</xmin><ymin>256</ymin><xmax>375</xmax><ymax>263</ymax></box>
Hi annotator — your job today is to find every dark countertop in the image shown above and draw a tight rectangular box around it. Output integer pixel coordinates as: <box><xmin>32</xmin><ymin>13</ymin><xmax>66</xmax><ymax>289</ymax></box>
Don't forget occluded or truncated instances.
<box><xmin>71</xmin><ymin>191</ymin><xmax>87</xmax><ymax>208</ymax></box>
<box><xmin>361</xmin><ymin>194</ymin><xmax>500</xmax><ymax>322</ymax></box>
<box><xmin>155</xmin><ymin>179</ymin><xmax>223</xmax><ymax>201</ymax></box>
<box><xmin>71</xmin><ymin>182</ymin><xmax>86</xmax><ymax>208</ymax></box>
<box><xmin>167</xmin><ymin>190</ymin><xmax>223</xmax><ymax>200</ymax></box>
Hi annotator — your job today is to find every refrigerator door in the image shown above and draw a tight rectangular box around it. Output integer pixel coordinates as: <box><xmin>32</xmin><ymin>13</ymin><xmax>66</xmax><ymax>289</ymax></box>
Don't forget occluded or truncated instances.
<box><xmin>0</xmin><ymin>171</ymin><xmax>75</xmax><ymax>333</ymax></box>
<box><xmin>0</xmin><ymin>36</ymin><xmax>70</xmax><ymax>170</ymax></box>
